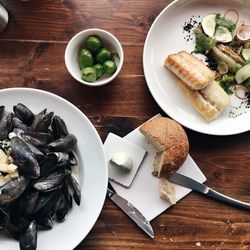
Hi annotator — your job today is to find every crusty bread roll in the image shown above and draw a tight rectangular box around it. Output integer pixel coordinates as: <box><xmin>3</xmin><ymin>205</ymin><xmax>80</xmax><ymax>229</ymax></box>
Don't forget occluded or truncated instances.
<box><xmin>165</xmin><ymin>51</ymin><xmax>215</xmax><ymax>90</ymax></box>
<box><xmin>160</xmin><ymin>177</ymin><xmax>176</xmax><ymax>204</ymax></box>
<box><xmin>139</xmin><ymin>117</ymin><xmax>189</xmax><ymax>178</ymax></box>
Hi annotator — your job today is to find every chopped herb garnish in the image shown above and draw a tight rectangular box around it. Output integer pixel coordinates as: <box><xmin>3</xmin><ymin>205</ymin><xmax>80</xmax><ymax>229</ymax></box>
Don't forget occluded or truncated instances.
<box><xmin>220</xmin><ymin>74</ymin><xmax>236</xmax><ymax>95</ymax></box>
<box><xmin>193</xmin><ymin>32</ymin><xmax>216</xmax><ymax>54</ymax></box>
<box><xmin>216</xmin><ymin>14</ymin><xmax>236</xmax><ymax>32</ymax></box>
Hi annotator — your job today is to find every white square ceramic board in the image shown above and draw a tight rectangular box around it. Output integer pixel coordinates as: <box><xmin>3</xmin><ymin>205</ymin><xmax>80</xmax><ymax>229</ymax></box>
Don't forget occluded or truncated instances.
<box><xmin>104</xmin><ymin>133</ymin><xmax>147</xmax><ymax>187</ymax></box>
<box><xmin>109</xmin><ymin>115</ymin><xmax>207</xmax><ymax>221</ymax></box>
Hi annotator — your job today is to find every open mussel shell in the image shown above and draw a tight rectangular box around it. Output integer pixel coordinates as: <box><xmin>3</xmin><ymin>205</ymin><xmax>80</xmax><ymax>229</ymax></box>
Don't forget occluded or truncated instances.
<box><xmin>33</xmin><ymin>169</ymin><xmax>71</xmax><ymax>192</ymax></box>
<box><xmin>19</xmin><ymin>220</ymin><xmax>37</xmax><ymax>250</ymax></box>
<box><xmin>49</xmin><ymin>134</ymin><xmax>77</xmax><ymax>152</ymax></box>
<box><xmin>13</xmin><ymin>103</ymin><xmax>35</xmax><ymax>126</ymax></box>
<box><xmin>37</xmin><ymin>217</ymin><xmax>53</xmax><ymax>230</ymax></box>
<box><xmin>55</xmin><ymin>193</ymin><xmax>69</xmax><ymax>222</ymax></box>
<box><xmin>68</xmin><ymin>174</ymin><xmax>81</xmax><ymax>206</ymax></box>
<box><xmin>13</xmin><ymin>117</ymin><xmax>29</xmax><ymax>133</ymax></box>
<box><xmin>33</xmin><ymin>190</ymin><xmax>61</xmax><ymax>221</ymax></box>
<box><xmin>0</xmin><ymin>110</ymin><xmax>13</xmax><ymax>140</ymax></box>
<box><xmin>33</xmin><ymin>111</ymin><xmax>54</xmax><ymax>133</ymax></box>
<box><xmin>0</xmin><ymin>176</ymin><xmax>29</xmax><ymax>206</ymax></box>
<box><xmin>11</xmin><ymin>137</ymin><xmax>40</xmax><ymax>178</ymax></box>
<box><xmin>51</xmin><ymin>115</ymin><xmax>68</xmax><ymax>139</ymax></box>
<box><xmin>25</xmin><ymin>132</ymin><xmax>54</xmax><ymax>145</ymax></box>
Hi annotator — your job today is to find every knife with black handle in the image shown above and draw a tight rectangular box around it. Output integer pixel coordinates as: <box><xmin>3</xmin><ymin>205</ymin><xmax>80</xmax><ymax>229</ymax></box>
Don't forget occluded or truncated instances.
<box><xmin>169</xmin><ymin>173</ymin><xmax>250</xmax><ymax>210</ymax></box>
<box><xmin>107</xmin><ymin>188</ymin><xmax>154</xmax><ymax>238</ymax></box>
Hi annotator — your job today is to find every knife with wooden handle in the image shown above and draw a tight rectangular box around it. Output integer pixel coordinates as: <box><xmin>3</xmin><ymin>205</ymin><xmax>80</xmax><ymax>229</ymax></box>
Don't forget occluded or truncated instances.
<box><xmin>169</xmin><ymin>173</ymin><xmax>250</xmax><ymax>210</ymax></box>
<box><xmin>107</xmin><ymin>188</ymin><xmax>154</xmax><ymax>238</ymax></box>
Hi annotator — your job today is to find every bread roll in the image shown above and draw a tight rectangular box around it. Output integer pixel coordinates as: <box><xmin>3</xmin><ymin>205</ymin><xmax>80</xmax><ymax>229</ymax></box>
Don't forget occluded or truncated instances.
<box><xmin>139</xmin><ymin>117</ymin><xmax>189</xmax><ymax>178</ymax></box>
<box><xmin>160</xmin><ymin>177</ymin><xmax>176</xmax><ymax>204</ymax></box>
<box><xmin>165</xmin><ymin>51</ymin><xmax>215</xmax><ymax>90</ymax></box>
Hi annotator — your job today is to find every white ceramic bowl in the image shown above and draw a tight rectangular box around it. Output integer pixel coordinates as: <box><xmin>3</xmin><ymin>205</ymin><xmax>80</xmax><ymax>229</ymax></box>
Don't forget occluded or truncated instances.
<box><xmin>65</xmin><ymin>28</ymin><xmax>124</xmax><ymax>87</ymax></box>
<box><xmin>0</xmin><ymin>88</ymin><xmax>108</xmax><ymax>250</ymax></box>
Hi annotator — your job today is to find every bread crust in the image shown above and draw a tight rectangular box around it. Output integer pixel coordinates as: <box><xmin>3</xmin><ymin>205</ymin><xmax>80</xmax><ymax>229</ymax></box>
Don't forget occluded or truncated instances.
<box><xmin>139</xmin><ymin>117</ymin><xmax>189</xmax><ymax>177</ymax></box>
<box><xmin>165</xmin><ymin>51</ymin><xmax>215</xmax><ymax>90</ymax></box>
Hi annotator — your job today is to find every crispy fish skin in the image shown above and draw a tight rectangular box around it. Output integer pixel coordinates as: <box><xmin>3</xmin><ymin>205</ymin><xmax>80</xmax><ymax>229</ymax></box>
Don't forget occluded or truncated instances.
<box><xmin>165</xmin><ymin>51</ymin><xmax>215</xmax><ymax>90</ymax></box>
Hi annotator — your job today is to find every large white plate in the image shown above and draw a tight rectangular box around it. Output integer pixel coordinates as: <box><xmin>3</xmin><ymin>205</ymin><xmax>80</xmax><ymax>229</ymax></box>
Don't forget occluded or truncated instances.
<box><xmin>143</xmin><ymin>0</ymin><xmax>250</xmax><ymax>135</ymax></box>
<box><xmin>0</xmin><ymin>88</ymin><xmax>108</xmax><ymax>250</ymax></box>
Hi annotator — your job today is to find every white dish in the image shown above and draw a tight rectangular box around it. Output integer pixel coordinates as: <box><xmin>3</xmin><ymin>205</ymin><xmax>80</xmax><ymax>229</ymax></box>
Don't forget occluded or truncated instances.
<box><xmin>143</xmin><ymin>0</ymin><xmax>250</xmax><ymax>135</ymax></box>
<box><xmin>0</xmin><ymin>88</ymin><xmax>108</xmax><ymax>250</ymax></box>
<box><xmin>65</xmin><ymin>28</ymin><xmax>124</xmax><ymax>87</ymax></box>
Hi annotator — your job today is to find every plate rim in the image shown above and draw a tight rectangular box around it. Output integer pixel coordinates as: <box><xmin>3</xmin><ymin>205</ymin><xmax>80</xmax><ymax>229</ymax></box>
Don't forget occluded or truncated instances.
<box><xmin>0</xmin><ymin>87</ymin><xmax>108</xmax><ymax>249</ymax></box>
<box><xmin>143</xmin><ymin>0</ymin><xmax>250</xmax><ymax>136</ymax></box>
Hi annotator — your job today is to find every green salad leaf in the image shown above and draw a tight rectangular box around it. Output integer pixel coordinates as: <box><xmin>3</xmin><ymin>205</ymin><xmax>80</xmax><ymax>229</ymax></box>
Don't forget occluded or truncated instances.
<box><xmin>216</xmin><ymin>14</ymin><xmax>236</xmax><ymax>32</ymax></box>
<box><xmin>193</xmin><ymin>32</ymin><xmax>216</xmax><ymax>54</ymax></box>
<box><xmin>220</xmin><ymin>74</ymin><xmax>235</xmax><ymax>95</ymax></box>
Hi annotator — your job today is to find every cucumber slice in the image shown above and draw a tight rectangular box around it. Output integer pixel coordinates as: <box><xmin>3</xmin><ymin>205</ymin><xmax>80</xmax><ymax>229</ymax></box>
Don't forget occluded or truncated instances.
<box><xmin>201</xmin><ymin>14</ymin><xmax>217</xmax><ymax>37</ymax></box>
<box><xmin>241</xmin><ymin>48</ymin><xmax>250</xmax><ymax>61</ymax></box>
<box><xmin>235</xmin><ymin>64</ymin><xmax>250</xmax><ymax>84</ymax></box>
<box><xmin>213</xmin><ymin>26</ymin><xmax>233</xmax><ymax>43</ymax></box>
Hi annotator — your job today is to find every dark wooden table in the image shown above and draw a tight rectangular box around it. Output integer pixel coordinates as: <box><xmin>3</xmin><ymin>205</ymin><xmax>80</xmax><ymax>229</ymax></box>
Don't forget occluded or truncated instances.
<box><xmin>0</xmin><ymin>0</ymin><xmax>250</xmax><ymax>249</ymax></box>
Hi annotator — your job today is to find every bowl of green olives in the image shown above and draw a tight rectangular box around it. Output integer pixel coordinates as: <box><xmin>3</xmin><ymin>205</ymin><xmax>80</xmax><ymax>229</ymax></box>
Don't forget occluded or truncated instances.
<box><xmin>65</xmin><ymin>28</ymin><xmax>124</xmax><ymax>86</ymax></box>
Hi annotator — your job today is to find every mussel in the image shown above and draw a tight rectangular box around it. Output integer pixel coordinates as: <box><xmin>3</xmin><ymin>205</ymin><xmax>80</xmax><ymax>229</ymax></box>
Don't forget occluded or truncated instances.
<box><xmin>0</xmin><ymin>176</ymin><xmax>29</xmax><ymax>206</ymax></box>
<box><xmin>0</xmin><ymin>104</ymin><xmax>81</xmax><ymax>250</ymax></box>
<box><xmin>13</xmin><ymin>103</ymin><xmax>35</xmax><ymax>126</ymax></box>
<box><xmin>11</xmin><ymin>137</ymin><xmax>40</xmax><ymax>178</ymax></box>
<box><xmin>49</xmin><ymin>134</ymin><xmax>77</xmax><ymax>152</ymax></box>
<box><xmin>19</xmin><ymin>220</ymin><xmax>37</xmax><ymax>250</ymax></box>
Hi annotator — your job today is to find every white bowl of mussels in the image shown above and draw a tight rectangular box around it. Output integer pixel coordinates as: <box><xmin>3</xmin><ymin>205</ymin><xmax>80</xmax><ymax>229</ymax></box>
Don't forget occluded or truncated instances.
<box><xmin>0</xmin><ymin>88</ymin><xmax>108</xmax><ymax>250</ymax></box>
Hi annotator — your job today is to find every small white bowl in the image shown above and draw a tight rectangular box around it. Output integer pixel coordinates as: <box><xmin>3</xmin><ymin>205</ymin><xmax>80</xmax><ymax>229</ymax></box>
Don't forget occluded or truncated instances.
<box><xmin>65</xmin><ymin>28</ymin><xmax>124</xmax><ymax>87</ymax></box>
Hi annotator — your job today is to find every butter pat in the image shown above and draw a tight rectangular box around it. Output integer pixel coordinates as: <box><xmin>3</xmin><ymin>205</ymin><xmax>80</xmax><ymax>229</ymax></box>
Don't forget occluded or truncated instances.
<box><xmin>110</xmin><ymin>152</ymin><xmax>133</xmax><ymax>172</ymax></box>
<box><xmin>104</xmin><ymin>133</ymin><xmax>147</xmax><ymax>187</ymax></box>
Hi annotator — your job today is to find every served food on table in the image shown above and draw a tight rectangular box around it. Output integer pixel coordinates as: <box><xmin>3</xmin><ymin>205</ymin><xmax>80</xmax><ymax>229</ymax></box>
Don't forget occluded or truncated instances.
<box><xmin>139</xmin><ymin>117</ymin><xmax>189</xmax><ymax>204</ymax></box>
<box><xmin>78</xmin><ymin>35</ymin><xmax>119</xmax><ymax>83</ymax></box>
<box><xmin>195</xmin><ymin>9</ymin><xmax>250</xmax><ymax>97</ymax></box>
<box><xmin>165</xmin><ymin>9</ymin><xmax>250</xmax><ymax>121</ymax></box>
<box><xmin>165</xmin><ymin>51</ymin><xmax>230</xmax><ymax>121</ymax></box>
<box><xmin>165</xmin><ymin>50</ymin><xmax>216</xmax><ymax>90</ymax></box>
<box><xmin>0</xmin><ymin>103</ymin><xmax>81</xmax><ymax>250</ymax></box>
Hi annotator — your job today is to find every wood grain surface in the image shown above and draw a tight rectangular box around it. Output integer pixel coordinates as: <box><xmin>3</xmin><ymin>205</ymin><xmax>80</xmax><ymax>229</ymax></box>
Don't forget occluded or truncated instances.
<box><xmin>0</xmin><ymin>0</ymin><xmax>250</xmax><ymax>249</ymax></box>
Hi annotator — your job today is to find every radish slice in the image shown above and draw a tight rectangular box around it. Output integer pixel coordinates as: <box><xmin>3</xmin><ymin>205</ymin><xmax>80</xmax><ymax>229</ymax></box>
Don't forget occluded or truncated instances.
<box><xmin>237</xmin><ymin>25</ymin><xmax>250</xmax><ymax>41</ymax></box>
<box><xmin>217</xmin><ymin>62</ymin><xmax>229</xmax><ymax>74</ymax></box>
<box><xmin>224</xmin><ymin>9</ymin><xmax>239</xmax><ymax>24</ymax></box>
<box><xmin>234</xmin><ymin>85</ymin><xmax>249</xmax><ymax>99</ymax></box>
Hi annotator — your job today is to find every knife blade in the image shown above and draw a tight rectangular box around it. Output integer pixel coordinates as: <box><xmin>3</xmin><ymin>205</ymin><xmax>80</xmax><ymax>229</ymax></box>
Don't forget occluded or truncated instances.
<box><xmin>169</xmin><ymin>173</ymin><xmax>250</xmax><ymax>210</ymax></box>
<box><xmin>107</xmin><ymin>188</ymin><xmax>154</xmax><ymax>238</ymax></box>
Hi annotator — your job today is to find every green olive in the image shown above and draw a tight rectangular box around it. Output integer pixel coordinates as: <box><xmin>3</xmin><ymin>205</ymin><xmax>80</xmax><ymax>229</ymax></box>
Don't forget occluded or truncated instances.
<box><xmin>78</xmin><ymin>48</ymin><xmax>94</xmax><ymax>69</ymax></box>
<box><xmin>103</xmin><ymin>60</ymin><xmax>117</xmax><ymax>74</ymax></box>
<box><xmin>93</xmin><ymin>64</ymin><xmax>104</xmax><ymax>79</ymax></box>
<box><xmin>85</xmin><ymin>36</ymin><xmax>102</xmax><ymax>54</ymax></box>
<box><xmin>81</xmin><ymin>67</ymin><xmax>97</xmax><ymax>82</ymax></box>
<box><xmin>95</xmin><ymin>48</ymin><xmax>112</xmax><ymax>64</ymax></box>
